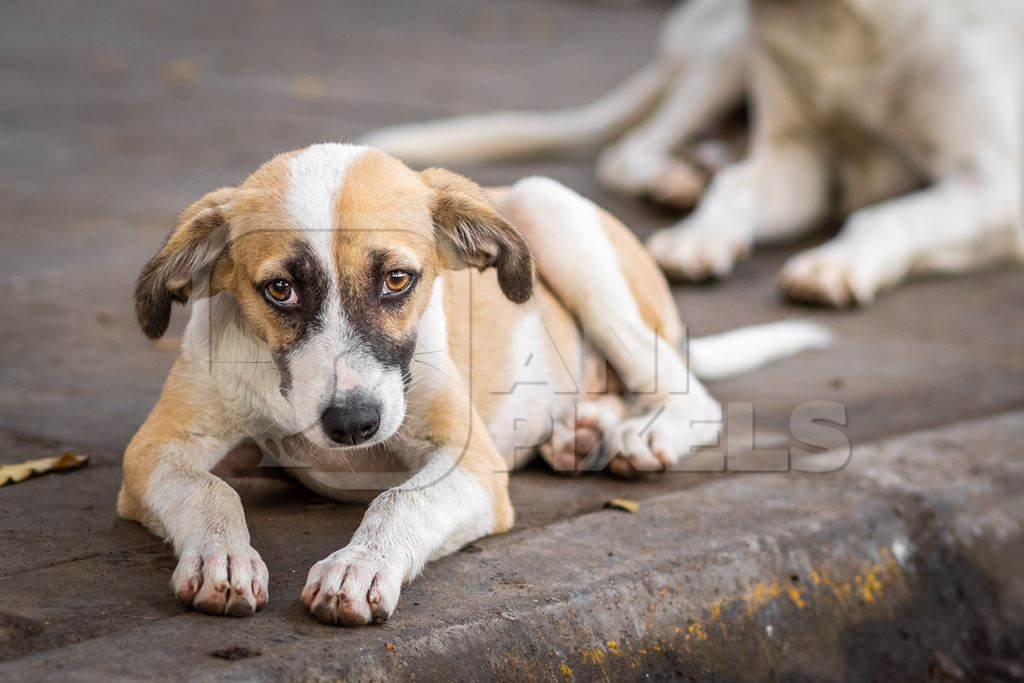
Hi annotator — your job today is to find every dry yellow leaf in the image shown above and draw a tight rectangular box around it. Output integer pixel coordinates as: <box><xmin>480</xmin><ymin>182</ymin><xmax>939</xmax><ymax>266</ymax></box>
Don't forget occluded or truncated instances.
<box><xmin>0</xmin><ymin>452</ymin><xmax>89</xmax><ymax>487</ymax></box>
<box><xmin>161</xmin><ymin>59</ymin><xmax>199</xmax><ymax>91</ymax></box>
<box><xmin>603</xmin><ymin>498</ymin><xmax>640</xmax><ymax>513</ymax></box>
<box><xmin>293</xmin><ymin>74</ymin><xmax>326</xmax><ymax>102</ymax></box>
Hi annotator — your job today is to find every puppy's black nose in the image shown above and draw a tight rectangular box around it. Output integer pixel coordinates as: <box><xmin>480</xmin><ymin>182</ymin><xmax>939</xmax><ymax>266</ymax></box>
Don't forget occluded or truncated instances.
<box><xmin>321</xmin><ymin>393</ymin><xmax>380</xmax><ymax>446</ymax></box>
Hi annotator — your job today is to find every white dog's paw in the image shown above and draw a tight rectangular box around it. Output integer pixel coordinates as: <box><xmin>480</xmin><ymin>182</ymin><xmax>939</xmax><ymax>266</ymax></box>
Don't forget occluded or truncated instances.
<box><xmin>302</xmin><ymin>545</ymin><xmax>404</xmax><ymax>626</ymax></box>
<box><xmin>778</xmin><ymin>241</ymin><xmax>895</xmax><ymax>306</ymax></box>
<box><xmin>597</xmin><ymin>145</ymin><xmax>704</xmax><ymax>208</ymax></box>
<box><xmin>646</xmin><ymin>223</ymin><xmax>751</xmax><ymax>281</ymax></box>
<box><xmin>646</xmin><ymin>159</ymin><xmax>707</xmax><ymax>208</ymax></box>
<box><xmin>606</xmin><ymin>398</ymin><xmax>722</xmax><ymax>477</ymax></box>
<box><xmin>172</xmin><ymin>541</ymin><xmax>269</xmax><ymax>617</ymax></box>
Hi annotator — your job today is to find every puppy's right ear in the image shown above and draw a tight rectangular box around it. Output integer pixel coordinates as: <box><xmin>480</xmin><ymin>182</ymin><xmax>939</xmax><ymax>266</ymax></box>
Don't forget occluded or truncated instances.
<box><xmin>135</xmin><ymin>187</ymin><xmax>236</xmax><ymax>339</ymax></box>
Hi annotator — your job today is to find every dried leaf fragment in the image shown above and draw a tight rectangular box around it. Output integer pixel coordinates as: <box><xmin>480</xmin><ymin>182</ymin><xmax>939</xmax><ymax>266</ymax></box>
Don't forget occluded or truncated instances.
<box><xmin>293</xmin><ymin>74</ymin><xmax>326</xmax><ymax>102</ymax></box>
<box><xmin>603</xmin><ymin>498</ymin><xmax>639</xmax><ymax>513</ymax></box>
<box><xmin>0</xmin><ymin>452</ymin><xmax>89</xmax><ymax>487</ymax></box>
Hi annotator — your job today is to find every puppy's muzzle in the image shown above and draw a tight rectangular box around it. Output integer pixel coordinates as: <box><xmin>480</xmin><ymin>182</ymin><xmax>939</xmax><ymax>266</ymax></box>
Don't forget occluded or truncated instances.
<box><xmin>321</xmin><ymin>391</ymin><xmax>381</xmax><ymax>446</ymax></box>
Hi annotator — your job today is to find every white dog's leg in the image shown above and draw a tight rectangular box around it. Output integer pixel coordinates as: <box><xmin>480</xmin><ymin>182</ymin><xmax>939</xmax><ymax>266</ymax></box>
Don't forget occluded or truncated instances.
<box><xmin>502</xmin><ymin>177</ymin><xmax>722</xmax><ymax>471</ymax></box>
<box><xmin>597</xmin><ymin>2</ymin><xmax>746</xmax><ymax>207</ymax></box>
<box><xmin>647</xmin><ymin>138</ymin><xmax>830</xmax><ymax>280</ymax></box>
<box><xmin>779</xmin><ymin>173</ymin><xmax>1024</xmax><ymax>305</ymax></box>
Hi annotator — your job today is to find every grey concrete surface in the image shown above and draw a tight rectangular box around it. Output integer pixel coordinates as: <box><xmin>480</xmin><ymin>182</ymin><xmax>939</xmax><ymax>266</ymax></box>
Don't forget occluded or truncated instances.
<box><xmin>1</xmin><ymin>0</ymin><xmax>1023</xmax><ymax>680</ymax></box>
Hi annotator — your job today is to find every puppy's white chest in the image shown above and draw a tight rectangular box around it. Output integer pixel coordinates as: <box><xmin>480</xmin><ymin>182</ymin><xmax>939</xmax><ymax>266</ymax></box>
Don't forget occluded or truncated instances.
<box><xmin>258</xmin><ymin>436</ymin><xmax>422</xmax><ymax>503</ymax></box>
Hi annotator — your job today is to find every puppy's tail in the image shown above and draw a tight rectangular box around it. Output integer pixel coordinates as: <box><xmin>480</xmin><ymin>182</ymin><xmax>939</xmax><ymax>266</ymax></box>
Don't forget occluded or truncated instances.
<box><xmin>362</xmin><ymin>61</ymin><xmax>676</xmax><ymax>166</ymax></box>
<box><xmin>687</xmin><ymin>320</ymin><xmax>832</xmax><ymax>381</ymax></box>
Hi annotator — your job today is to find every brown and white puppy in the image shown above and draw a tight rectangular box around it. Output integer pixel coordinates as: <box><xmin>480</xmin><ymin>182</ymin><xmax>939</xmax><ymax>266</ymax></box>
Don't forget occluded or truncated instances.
<box><xmin>119</xmin><ymin>144</ymin><xmax>827</xmax><ymax>625</ymax></box>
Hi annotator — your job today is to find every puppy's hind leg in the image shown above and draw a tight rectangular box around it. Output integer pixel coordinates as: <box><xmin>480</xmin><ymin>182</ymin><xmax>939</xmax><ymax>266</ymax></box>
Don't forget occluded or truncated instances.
<box><xmin>501</xmin><ymin>177</ymin><xmax>721</xmax><ymax>472</ymax></box>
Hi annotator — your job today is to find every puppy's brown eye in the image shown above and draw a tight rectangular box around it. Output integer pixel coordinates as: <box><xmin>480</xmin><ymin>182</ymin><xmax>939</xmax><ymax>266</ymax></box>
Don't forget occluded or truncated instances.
<box><xmin>383</xmin><ymin>270</ymin><xmax>413</xmax><ymax>295</ymax></box>
<box><xmin>265</xmin><ymin>279</ymin><xmax>298</xmax><ymax>306</ymax></box>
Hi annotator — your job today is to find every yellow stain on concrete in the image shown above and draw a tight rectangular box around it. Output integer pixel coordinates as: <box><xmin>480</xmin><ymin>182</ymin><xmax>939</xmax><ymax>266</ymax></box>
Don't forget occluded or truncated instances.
<box><xmin>812</xmin><ymin>549</ymin><xmax>900</xmax><ymax>608</ymax></box>
<box><xmin>692</xmin><ymin>545</ymin><xmax>905</xmax><ymax>636</ymax></box>
<box><xmin>563</xmin><ymin>549</ymin><xmax>904</xmax><ymax>674</ymax></box>
<box><xmin>744</xmin><ymin>580</ymin><xmax>783</xmax><ymax>616</ymax></box>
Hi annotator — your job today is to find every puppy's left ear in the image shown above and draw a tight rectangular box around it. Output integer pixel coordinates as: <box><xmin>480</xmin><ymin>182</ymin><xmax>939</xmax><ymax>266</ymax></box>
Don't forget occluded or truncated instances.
<box><xmin>134</xmin><ymin>187</ymin><xmax>237</xmax><ymax>339</ymax></box>
<box><xmin>422</xmin><ymin>168</ymin><xmax>534</xmax><ymax>303</ymax></box>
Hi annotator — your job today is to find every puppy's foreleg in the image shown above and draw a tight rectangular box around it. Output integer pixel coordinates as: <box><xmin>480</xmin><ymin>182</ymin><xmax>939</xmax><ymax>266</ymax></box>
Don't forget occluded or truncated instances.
<box><xmin>301</xmin><ymin>410</ymin><xmax>512</xmax><ymax>626</ymax></box>
<box><xmin>779</xmin><ymin>173</ymin><xmax>1024</xmax><ymax>305</ymax></box>
<box><xmin>119</xmin><ymin>366</ymin><xmax>267</xmax><ymax>617</ymax></box>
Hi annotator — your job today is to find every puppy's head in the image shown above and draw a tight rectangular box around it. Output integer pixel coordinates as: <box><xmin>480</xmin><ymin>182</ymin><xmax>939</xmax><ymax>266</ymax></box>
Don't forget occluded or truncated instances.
<box><xmin>135</xmin><ymin>144</ymin><xmax>533</xmax><ymax>449</ymax></box>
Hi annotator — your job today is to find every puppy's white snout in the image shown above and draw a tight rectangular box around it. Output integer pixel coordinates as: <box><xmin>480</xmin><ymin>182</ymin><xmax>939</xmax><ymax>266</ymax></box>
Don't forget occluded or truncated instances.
<box><xmin>321</xmin><ymin>390</ymin><xmax>381</xmax><ymax>446</ymax></box>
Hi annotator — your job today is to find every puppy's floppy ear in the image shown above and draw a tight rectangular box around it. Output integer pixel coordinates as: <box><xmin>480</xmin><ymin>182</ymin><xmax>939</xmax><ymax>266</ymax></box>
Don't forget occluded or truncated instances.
<box><xmin>135</xmin><ymin>187</ymin><xmax>236</xmax><ymax>339</ymax></box>
<box><xmin>422</xmin><ymin>167</ymin><xmax>534</xmax><ymax>303</ymax></box>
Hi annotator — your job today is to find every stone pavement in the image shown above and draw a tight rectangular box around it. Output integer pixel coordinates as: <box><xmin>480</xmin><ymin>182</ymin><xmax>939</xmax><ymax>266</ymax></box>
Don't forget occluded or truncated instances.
<box><xmin>1</xmin><ymin>0</ymin><xmax>1023</xmax><ymax>680</ymax></box>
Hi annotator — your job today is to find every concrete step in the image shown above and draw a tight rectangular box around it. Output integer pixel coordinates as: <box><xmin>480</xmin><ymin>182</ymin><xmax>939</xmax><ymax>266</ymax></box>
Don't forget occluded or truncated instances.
<box><xmin>2</xmin><ymin>411</ymin><xmax>1023</xmax><ymax>681</ymax></box>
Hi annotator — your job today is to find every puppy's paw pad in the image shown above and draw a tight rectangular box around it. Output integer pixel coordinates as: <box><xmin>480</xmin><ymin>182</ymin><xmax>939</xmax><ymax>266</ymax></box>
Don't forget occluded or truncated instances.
<box><xmin>539</xmin><ymin>400</ymin><xmax>624</xmax><ymax>474</ymax></box>
<box><xmin>302</xmin><ymin>547</ymin><xmax>402</xmax><ymax>627</ymax></box>
<box><xmin>173</xmin><ymin>542</ymin><xmax>268</xmax><ymax>617</ymax></box>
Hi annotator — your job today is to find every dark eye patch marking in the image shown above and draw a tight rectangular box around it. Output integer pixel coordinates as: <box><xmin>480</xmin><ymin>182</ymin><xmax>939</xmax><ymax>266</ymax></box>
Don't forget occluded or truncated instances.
<box><xmin>332</xmin><ymin>248</ymin><xmax>421</xmax><ymax>387</ymax></box>
<box><xmin>272</xmin><ymin>351</ymin><xmax>293</xmax><ymax>398</ymax></box>
<box><xmin>265</xmin><ymin>239</ymin><xmax>330</xmax><ymax>396</ymax></box>
<box><xmin>270</xmin><ymin>240</ymin><xmax>330</xmax><ymax>339</ymax></box>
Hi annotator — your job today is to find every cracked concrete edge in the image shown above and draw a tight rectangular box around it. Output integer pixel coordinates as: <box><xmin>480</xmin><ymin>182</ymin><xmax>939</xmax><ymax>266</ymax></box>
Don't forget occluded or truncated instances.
<box><xmin>3</xmin><ymin>411</ymin><xmax>1024</xmax><ymax>682</ymax></box>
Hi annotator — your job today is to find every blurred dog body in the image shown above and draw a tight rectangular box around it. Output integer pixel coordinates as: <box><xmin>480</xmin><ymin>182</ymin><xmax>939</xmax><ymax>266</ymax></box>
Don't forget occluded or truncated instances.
<box><xmin>651</xmin><ymin>0</ymin><xmax>1024</xmax><ymax>305</ymax></box>
<box><xmin>367</xmin><ymin>0</ymin><xmax>1024</xmax><ymax>305</ymax></box>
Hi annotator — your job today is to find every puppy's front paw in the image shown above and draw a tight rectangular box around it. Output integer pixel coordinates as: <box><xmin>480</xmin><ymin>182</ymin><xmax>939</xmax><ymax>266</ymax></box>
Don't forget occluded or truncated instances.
<box><xmin>302</xmin><ymin>545</ymin><xmax>403</xmax><ymax>626</ymax></box>
<box><xmin>646</xmin><ymin>223</ymin><xmax>751</xmax><ymax>281</ymax></box>
<box><xmin>172</xmin><ymin>541</ymin><xmax>269</xmax><ymax>617</ymax></box>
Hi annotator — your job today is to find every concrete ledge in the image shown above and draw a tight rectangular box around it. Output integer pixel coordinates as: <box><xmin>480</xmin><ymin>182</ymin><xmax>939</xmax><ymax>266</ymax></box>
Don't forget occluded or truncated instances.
<box><xmin>3</xmin><ymin>412</ymin><xmax>1023</xmax><ymax>681</ymax></box>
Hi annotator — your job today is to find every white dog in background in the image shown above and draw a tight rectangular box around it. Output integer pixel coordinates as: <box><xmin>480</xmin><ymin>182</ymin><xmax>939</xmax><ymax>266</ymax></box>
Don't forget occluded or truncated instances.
<box><xmin>367</xmin><ymin>0</ymin><xmax>1024</xmax><ymax>306</ymax></box>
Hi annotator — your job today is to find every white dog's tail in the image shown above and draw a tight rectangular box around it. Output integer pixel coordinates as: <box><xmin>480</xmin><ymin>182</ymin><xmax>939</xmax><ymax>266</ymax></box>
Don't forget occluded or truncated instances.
<box><xmin>687</xmin><ymin>320</ymin><xmax>832</xmax><ymax>381</ymax></box>
<box><xmin>362</xmin><ymin>61</ymin><xmax>676</xmax><ymax>166</ymax></box>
